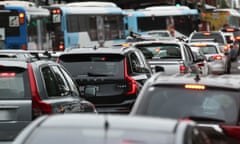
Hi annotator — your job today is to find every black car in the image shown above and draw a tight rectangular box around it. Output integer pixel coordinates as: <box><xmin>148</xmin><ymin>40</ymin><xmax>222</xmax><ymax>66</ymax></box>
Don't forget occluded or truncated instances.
<box><xmin>0</xmin><ymin>52</ymin><xmax>96</xmax><ymax>141</ymax></box>
<box><xmin>58</xmin><ymin>46</ymin><xmax>152</xmax><ymax>113</ymax></box>
<box><xmin>130</xmin><ymin>73</ymin><xmax>240</xmax><ymax>141</ymax></box>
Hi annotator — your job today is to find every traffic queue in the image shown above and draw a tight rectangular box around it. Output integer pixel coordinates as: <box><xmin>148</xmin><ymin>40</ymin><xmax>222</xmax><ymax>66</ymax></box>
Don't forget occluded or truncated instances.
<box><xmin>1</xmin><ymin>1</ymin><xmax>240</xmax><ymax>144</ymax></box>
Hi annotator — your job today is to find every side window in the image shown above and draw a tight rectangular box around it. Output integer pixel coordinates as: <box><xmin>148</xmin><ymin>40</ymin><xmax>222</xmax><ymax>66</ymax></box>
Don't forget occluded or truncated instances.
<box><xmin>60</xmin><ymin>67</ymin><xmax>80</xmax><ymax>97</ymax></box>
<box><xmin>41</xmin><ymin>66</ymin><xmax>61</xmax><ymax>97</ymax></box>
<box><xmin>185</xmin><ymin>44</ymin><xmax>194</xmax><ymax>62</ymax></box>
<box><xmin>129</xmin><ymin>52</ymin><xmax>141</xmax><ymax>73</ymax></box>
<box><xmin>51</xmin><ymin>66</ymin><xmax>71</xmax><ymax>96</ymax></box>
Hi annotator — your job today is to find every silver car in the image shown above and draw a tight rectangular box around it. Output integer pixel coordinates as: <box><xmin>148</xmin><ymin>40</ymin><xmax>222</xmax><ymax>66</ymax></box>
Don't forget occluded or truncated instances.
<box><xmin>12</xmin><ymin>114</ymin><xmax>211</xmax><ymax>144</ymax></box>
<box><xmin>189</xmin><ymin>42</ymin><xmax>228</xmax><ymax>74</ymax></box>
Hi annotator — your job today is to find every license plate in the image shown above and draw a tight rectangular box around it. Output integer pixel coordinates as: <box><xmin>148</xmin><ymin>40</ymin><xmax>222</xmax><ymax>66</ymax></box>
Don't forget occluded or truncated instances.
<box><xmin>82</xmin><ymin>86</ymin><xmax>99</xmax><ymax>97</ymax></box>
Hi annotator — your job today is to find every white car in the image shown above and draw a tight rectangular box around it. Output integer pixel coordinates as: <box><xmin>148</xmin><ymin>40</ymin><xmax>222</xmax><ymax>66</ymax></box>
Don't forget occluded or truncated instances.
<box><xmin>189</xmin><ymin>42</ymin><xmax>228</xmax><ymax>74</ymax></box>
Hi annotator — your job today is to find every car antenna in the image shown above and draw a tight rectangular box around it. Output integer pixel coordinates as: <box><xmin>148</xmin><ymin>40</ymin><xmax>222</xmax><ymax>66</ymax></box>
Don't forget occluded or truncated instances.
<box><xmin>194</xmin><ymin>74</ymin><xmax>201</xmax><ymax>82</ymax></box>
<box><xmin>93</xmin><ymin>45</ymin><xmax>97</xmax><ymax>50</ymax></box>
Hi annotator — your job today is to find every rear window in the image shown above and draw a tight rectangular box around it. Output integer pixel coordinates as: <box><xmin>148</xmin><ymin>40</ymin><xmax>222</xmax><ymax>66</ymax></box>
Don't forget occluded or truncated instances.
<box><xmin>190</xmin><ymin>33</ymin><xmax>225</xmax><ymax>44</ymax></box>
<box><xmin>59</xmin><ymin>54</ymin><xmax>125</xmax><ymax>78</ymax></box>
<box><xmin>190</xmin><ymin>45</ymin><xmax>218</xmax><ymax>55</ymax></box>
<box><xmin>136</xmin><ymin>86</ymin><xmax>239</xmax><ymax>124</ymax></box>
<box><xmin>135</xmin><ymin>43</ymin><xmax>181</xmax><ymax>59</ymax></box>
<box><xmin>0</xmin><ymin>66</ymin><xmax>30</xmax><ymax>99</ymax></box>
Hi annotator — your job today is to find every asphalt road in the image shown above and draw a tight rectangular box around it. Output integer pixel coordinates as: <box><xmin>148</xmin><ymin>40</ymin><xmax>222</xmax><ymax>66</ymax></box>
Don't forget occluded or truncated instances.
<box><xmin>231</xmin><ymin>57</ymin><xmax>240</xmax><ymax>74</ymax></box>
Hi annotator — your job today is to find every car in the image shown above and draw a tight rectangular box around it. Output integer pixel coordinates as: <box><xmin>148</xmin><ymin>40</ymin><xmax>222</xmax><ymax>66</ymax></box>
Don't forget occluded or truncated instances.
<box><xmin>188</xmin><ymin>31</ymin><xmax>228</xmax><ymax>53</ymax></box>
<box><xmin>145</xmin><ymin>30</ymin><xmax>175</xmax><ymax>41</ymax></box>
<box><xmin>12</xmin><ymin>114</ymin><xmax>219</xmax><ymax>144</ymax></box>
<box><xmin>131</xmin><ymin>40</ymin><xmax>202</xmax><ymax>75</ymax></box>
<box><xmin>58</xmin><ymin>46</ymin><xmax>152</xmax><ymax>113</ymax></box>
<box><xmin>0</xmin><ymin>52</ymin><xmax>96</xmax><ymax>141</ymax></box>
<box><xmin>189</xmin><ymin>42</ymin><xmax>229</xmax><ymax>74</ymax></box>
<box><xmin>221</xmin><ymin>30</ymin><xmax>240</xmax><ymax>61</ymax></box>
<box><xmin>130</xmin><ymin>73</ymin><xmax>240</xmax><ymax>140</ymax></box>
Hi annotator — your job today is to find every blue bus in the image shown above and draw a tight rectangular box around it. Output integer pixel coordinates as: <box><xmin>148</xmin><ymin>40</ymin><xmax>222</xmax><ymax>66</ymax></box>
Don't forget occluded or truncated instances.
<box><xmin>124</xmin><ymin>6</ymin><xmax>200</xmax><ymax>37</ymax></box>
<box><xmin>0</xmin><ymin>1</ymin><xmax>51</xmax><ymax>50</ymax></box>
<box><xmin>44</xmin><ymin>2</ymin><xmax>126</xmax><ymax>51</ymax></box>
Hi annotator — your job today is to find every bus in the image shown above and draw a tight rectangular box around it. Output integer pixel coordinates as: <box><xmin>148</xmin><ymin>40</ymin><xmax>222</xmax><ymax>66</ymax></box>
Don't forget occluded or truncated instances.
<box><xmin>124</xmin><ymin>6</ymin><xmax>200</xmax><ymax>37</ymax></box>
<box><xmin>44</xmin><ymin>2</ymin><xmax>126</xmax><ymax>51</ymax></box>
<box><xmin>0</xmin><ymin>1</ymin><xmax>51</xmax><ymax>50</ymax></box>
<box><xmin>200</xmin><ymin>9</ymin><xmax>240</xmax><ymax>31</ymax></box>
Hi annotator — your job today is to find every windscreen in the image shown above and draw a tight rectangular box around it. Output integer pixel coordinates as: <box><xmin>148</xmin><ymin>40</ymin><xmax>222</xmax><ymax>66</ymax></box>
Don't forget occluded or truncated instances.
<box><xmin>59</xmin><ymin>54</ymin><xmax>124</xmax><ymax>78</ymax></box>
<box><xmin>25</xmin><ymin>128</ymin><xmax>173</xmax><ymax>144</ymax></box>
<box><xmin>135</xmin><ymin>43</ymin><xmax>181</xmax><ymax>59</ymax></box>
<box><xmin>0</xmin><ymin>66</ymin><xmax>30</xmax><ymax>99</ymax></box>
<box><xmin>136</xmin><ymin>86</ymin><xmax>239</xmax><ymax>124</ymax></box>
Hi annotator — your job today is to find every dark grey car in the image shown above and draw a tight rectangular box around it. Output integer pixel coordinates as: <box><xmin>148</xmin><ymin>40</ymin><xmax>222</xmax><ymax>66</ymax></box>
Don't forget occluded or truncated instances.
<box><xmin>58</xmin><ymin>47</ymin><xmax>152</xmax><ymax>113</ymax></box>
<box><xmin>0</xmin><ymin>55</ymin><xmax>96</xmax><ymax>141</ymax></box>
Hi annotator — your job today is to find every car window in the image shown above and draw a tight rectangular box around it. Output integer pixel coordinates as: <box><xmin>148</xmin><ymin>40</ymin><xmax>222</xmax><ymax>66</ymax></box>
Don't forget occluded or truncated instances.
<box><xmin>0</xmin><ymin>67</ymin><xmax>30</xmax><ymax>99</ymax></box>
<box><xmin>137</xmin><ymin>86</ymin><xmax>239</xmax><ymax>124</ymax></box>
<box><xmin>190</xmin><ymin>46</ymin><xmax>218</xmax><ymax>55</ymax></box>
<box><xmin>135</xmin><ymin>43</ymin><xmax>181</xmax><ymax>59</ymax></box>
<box><xmin>59</xmin><ymin>54</ymin><xmax>124</xmax><ymax>78</ymax></box>
<box><xmin>129</xmin><ymin>52</ymin><xmax>141</xmax><ymax>73</ymax></box>
<box><xmin>60</xmin><ymin>67</ymin><xmax>80</xmax><ymax>97</ymax></box>
<box><xmin>190</xmin><ymin>33</ymin><xmax>225</xmax><ymax>44</ymax></box>
<box><xmin>42</xmin><ymin>66</ymin><xmax>69</xmax><ymax>97</ymax></box>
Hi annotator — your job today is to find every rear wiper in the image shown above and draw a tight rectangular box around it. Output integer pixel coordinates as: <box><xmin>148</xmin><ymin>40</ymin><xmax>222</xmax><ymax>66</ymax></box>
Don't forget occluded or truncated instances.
<box><xmin>87</xmin><ymin>72</ymin><xmax>113</xmax><ymax>77</ymax></box>
<box><xmin>182</xmin><ymin>116</ymin><xmax>225</xmax><ymax>123</ymax></box>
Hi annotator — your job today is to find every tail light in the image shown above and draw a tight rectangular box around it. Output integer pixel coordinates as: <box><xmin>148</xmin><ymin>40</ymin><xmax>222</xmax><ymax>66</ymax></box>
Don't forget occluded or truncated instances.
<box><xmin>179</xmin><ymin>65</ymin><xmax>186</xmax><ymax>73</ymax></box>
<box><xmin>224</xmin><ymin>44</ymin><xmax>230</xmax><ymax>51</ymax></box>
<box><xmin>211</xmin><ymin>55</ymin><xmax>222</xmax><ymax>60</ymax></box>
<box><xmin>124</xmin><ymin>58</ymin><xmax>137</xmax><ymax>95</ymax></box>
<box><xmin>19</xmin><ymin>12</ymin><xmax>25</xmax><ymax>24</ymax></box>
<box><xmin>28</xmin><ymin>64</ymin><xmax>52</xmax><ymax>118</ymax></box>
<box><xmin>58</xmin><ymin>42</ymin><xmax>64</xmax><ymax>51</ymax></box>
<box><xmin>220</xmin><ymin>125</ymin><xmax>240</xmax><ymax>139</ymax></box>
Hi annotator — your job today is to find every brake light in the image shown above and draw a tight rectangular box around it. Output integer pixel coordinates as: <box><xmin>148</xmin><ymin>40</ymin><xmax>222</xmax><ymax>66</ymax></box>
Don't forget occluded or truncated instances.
<box><xmin>226</xmin><ymin>28</ymin><xmax>235</xmax><ymax>32</ymax></box>
<box><xmin>235</xmin><ymin>36</ymin><xmax>240</xmax><ymax>40</ymax></box>
<box><xmin>52</xmin><ymin>9</ymin><xmax>61</xmax><ymax>14</ymax></box>
<box><xmin>179</xmin><ymin>65</ymin><xmax>186</xmax><ymax>73</ymax></box>
<box><xmin>21</xmin><ymin>44</ymin><xmax>27</xmax><ymax>50</ymax></box>
<box><xmin>124</xmin><ymin>58</ymin><xmax>137</xmax><ymax>95</ymax></box>
<box><xmin>224</xmin><ymin>44</ymin><xmax>230</xmax><ymax>51</ymax></box>
<box><xmin>59</xmin><ymin>42</ymin><xmax>64</xmax><ymax>51</ymax></box>
<box><xmin>203</xmin><ymin>32</ymin><xmax>211</xmax><ymax>36</ymax></box>
<box><xmin>0</xmin><ymin>72</ymin><xmax>16</xmax><ymax>77</ymax></box>
<box><xmin>185</xmin><ymin>84</ymin><xmax>205</xmax><ymax>90</ymax></box>
<box><xmin>28</xmin><ymin>64</ymin><xmax>52</xmax><ymax>118</ymax></box>
<box><xmin>19</xmin><ymin>12</ymin><xmax>25</xmax><ymax>24</ymax></box>
<box><xmin>201</xmin><ymin>13</ymin><xmax>206</xmax><ymax>17</ymax></box>
<box><xmin>211</xmin><ymin>55</ymin><xmax>222</xmax><ymax>60</ymax></box>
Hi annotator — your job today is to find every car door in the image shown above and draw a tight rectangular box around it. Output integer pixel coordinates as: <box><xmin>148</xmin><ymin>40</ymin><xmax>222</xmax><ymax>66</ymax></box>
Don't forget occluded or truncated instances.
<box><xmin>41</xmin><ymin>65</ymin><xmax>82</xmax><ymax>113</ymax></box>
<box><xmin>184</xmin><ymin>44</ymin><xmax>199</xmax><ymax>74</ymax></box>
<box><xmin>0</xmin><ymin>65</ymin><xmax>32</xmax><ymax>141</ymax></box>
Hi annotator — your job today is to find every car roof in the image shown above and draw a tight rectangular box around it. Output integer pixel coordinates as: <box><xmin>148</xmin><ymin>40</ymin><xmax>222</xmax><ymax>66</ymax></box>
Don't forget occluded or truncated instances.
<box><xmin>39</xmin><ymin>114</ymin><xmax>180</xmax><ymax>132</ymax></box>
<box><xmin>131</xmin><ymin>40</ymin><xmax>182</xmax><ymax>46</ymax></box>
<box><xmin>0</xmin><ymin>60</ymin><xmax>28</xmax><ymax>68</ymax></box>
<box><xmin>62</xmin><ymin>47</ymin><xmax>136</xmax><ymax>55</ymax></box>
<box><xmin>148</xmin><ymin>73</ymin><xmax>240</xmax><ymax>90</ymax></box>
